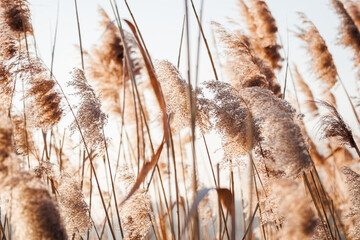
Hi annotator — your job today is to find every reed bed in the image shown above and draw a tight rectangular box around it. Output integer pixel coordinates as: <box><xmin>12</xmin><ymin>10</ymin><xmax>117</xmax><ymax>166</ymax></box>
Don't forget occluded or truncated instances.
<box><xmin>0</xmin><ymin>0</ymin><xmax>360</xmax><ymax>239</ymax></box>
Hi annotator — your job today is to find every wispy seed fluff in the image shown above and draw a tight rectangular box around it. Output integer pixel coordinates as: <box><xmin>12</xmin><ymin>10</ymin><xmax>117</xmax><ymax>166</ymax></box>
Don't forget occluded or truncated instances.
<box><xmin>296</xmin><ymin>13</ymin><xmax>338</xmax><ymax>91</ymax></box>
<box><xmin>23</xmin><ymin>57</ymin><xmax>64</xmax><ymax>129</ymax></box>
<box><xmin>56</xmin><ymin>176</ymin><xmax>91</xmax><ymax>239</ymax></box>
<box><xmin>271</xmin><ymin>179</ymin><xmax>318</xmax><ymax>239</ymax></box>
<box><xmin>118</xmin><ymin>165</ymin><xmax>153</xmax><ymax>239</ymax></box>
<box><xmin>0</xmin><ymin>0</ymin><xmax>33</xmax><ymax>35</ymax></box>
<box><xmin>86</xmin><ymin>8</ymin><xmax>141</xmax><ymax>116</ymax></box>
<box><xmin>68</xmin><ymin>68</ymin><xmax>107</xmax><ymax>152</ymax></box>
<box><xmin>342</xmin><ymin>166</ymin><xmax>360</xmax><ymax>239</ymax></box>
<box><xmin>240</xmin><ymin>87</ymin><xmax>312</xmax><ymax>178</ymax></box>
<box><xmin>331</xmin><ymin>0</ymin><xmax>360</xmax><ymax>67</ymax></box>
<box><xmin>6</xmin><ymin>174</ymin><xmax>67</xmax><ymax>240</ymax></box>
<box><xmin>247</xmin><ymin>0</ymin><xmax>282</xmax><ymax>69</ymax></box>
<box><xmin>293</xmin><ymin>65</ymin><xmax>319</xmax><ymax>118</ymax></box>
<box><xmin>202</xmin><ymin>81</ymin><xmax>259</xmax><ymax>159</ymax></box>
<box><xmin>213</xmin><ymin>22</ymin><xmax>282</xmax><ymax>97</ymax></box>
<box><xmin>0</xmin><ymin>61</ymin><xmax>12</xmax><ymax>105</ymax></box>
<box><xmin>0</xmin><ymin>113</ymin><xmax>13</xmax><ymax>170</ymax></box>
<box><xmin>0</xmin><ymin>44</ymin><xmax>63</xmax><ymax>129</ymax></box>
<box><xmin>12</xmin><ymin>113</ymin><xmax>34</xmax><ymax>156</ymax></box>
<box><xmin>155</xmin><ymin>60</ymin><xmax>191</xmax><ymax>131</ymax></box>
<box><xmin>344</xmin><ymin>0</ymin><xmax>360</xmax><ymax>31</ymax></box>
<box><xmin>318</xmin><ymin>101</ymin><xmax>357</xmax><ymax>149</ymax></box>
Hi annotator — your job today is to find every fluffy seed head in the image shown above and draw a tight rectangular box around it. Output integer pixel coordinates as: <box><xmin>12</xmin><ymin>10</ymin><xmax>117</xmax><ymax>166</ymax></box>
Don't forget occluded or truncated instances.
<box><xmin>342</xmin><ymin>166</ymin><xmax>360</xmax><ymax>238</ymax></box>
<box><xmin>57</xmin><ymin>176</ymin><xmax>91</xmax><ymax>239</ymax></box>
<box><xmin>344</xmin><ymin>0</ymin><xmax>360</xmax><ymax>31</ymax></box>
<box><xmin>8</xmin><ymin>174</ymin><xmax>67</xmax><ymax>240</ymax></box>
<box><xmin>86</xmin><ymin>8</ymin><xmax>142</xmax><ymax>116</ymax></box>
<box><xmin>0</xmin><ymin>0</ymin><xmax>33</xmax><ymax>35</ymax></box>
<box><xmin>155</xmin><ymin>60</ymin><xmax>191</xmax><ymax>131</ymax></box>
<box><xmin>296</xmin><ymin>13</ymin><xmax>338</xmax><ymax>91</ymax></box>
<box><xmin>240</xmin><ymin>87</ymin><xmax>312</xmax><ymax>178</ymax></box>
<box><xmin>318</xmin><ymin>101</ymin><xmax>356</xmax><ymax>149</ymax></box>
<box><xmin>202</xmin><ymin>81</ymin><xmax>259</xmax><ymax>159</ymax></box>
<box><xmin>118</xmin><ymin>165</ymin><xmax>153</xmax><ymax>239</ymax></box>
<box><xmin>248</xmin><ymin>0</ymin><xmax>282</xmax><ymax>69</ymax></box>
<box><xmin>68</xmin><ymin>68</ymin><xmax>108</xmax><ymax>152</ymax></box>
<box><xmin>331</xmin><ymin>0</ymin><xmax>360</xmax><ymax>67</ymax></box>
<box><xmin>213</xmin><ymin>22</ymin><xmax>282</xmax><ymax>96</ymax></box>
<box><xmin>293</xmin><ymin>65</ymin><xmax>319</xmax><ymax>118</ymax></box>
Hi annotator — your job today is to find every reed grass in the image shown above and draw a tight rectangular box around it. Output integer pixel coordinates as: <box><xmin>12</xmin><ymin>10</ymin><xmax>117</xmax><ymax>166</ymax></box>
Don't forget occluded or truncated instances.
<box><xmin>1</xmin><ymin>0</ymin><xmax>360</xmax><ymax>239</ymax></box>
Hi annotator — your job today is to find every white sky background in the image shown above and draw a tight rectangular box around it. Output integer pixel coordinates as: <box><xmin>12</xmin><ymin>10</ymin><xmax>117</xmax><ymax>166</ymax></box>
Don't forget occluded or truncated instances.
<box><xmin>28</xmin><ymin>0</ymin><xmax>356</xmax><ymax>83</ymax></box>
<box><xmin>28</xmin><ymin>0</ymin><xmax>360</xmax><ymax>145</ymax></box>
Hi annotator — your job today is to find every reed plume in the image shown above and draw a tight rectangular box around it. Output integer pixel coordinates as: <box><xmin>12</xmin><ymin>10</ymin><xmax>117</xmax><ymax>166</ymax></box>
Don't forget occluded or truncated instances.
<box><xmin>247</xmin><ymin>0</ymin><xmax>282</xmax><ymax>69</ymax></box>
<box><xmin>240</xmin><ymin>87</ymin><xmax>312</xmax><ymax>178</ymax></box>
<box><xmin>118</xmin><ymin>165</ymin><xmax>153</xmax><ymax>239</ymax></box>
<box><xmin>296</xmin><ymin>13</ymin><xmax>338</xmax><ymax>91</ymax></box>
<box><xmin>318</xmin><ymin>101</ymin><xmax>358</xmax><ymax>150</ymax></box>
<box><xmin>23</xmin><ymin>57</ymin><xmax>64</xmax><ymax>129</ymax></box>
<box><xmin>272</xmin><ymin>179</ymin><xmax>318</xmax><ymax>239</ymax></box>
<box><xmin>3</xmin><ymin>173</ymin><xmax>67</xmax><ymax>240</ymax></box>
<box><xmin>213</xmin><ymin>22</ymin><xmax>282</xmax><ymax>96</ymax></box>
<box><xmin>0</xmin><ymin>113</ymin><xmax>13</xmax><ymax>170</ymax></box>
<box><xmin>68</xmin><ymin>68</ymin><xmax>107</xmax><ymax>152</ymax></box>
<box><xmin>344</xmin><ymin>0</ymin><xmax>360</xmax><ymax>31</ymax></box>
<box><xmin>342</xmin><ymin>166</ymin><xmax>360</xmax><ymax>238</ymax></box>
<box><xmin>202</xmin><ymin>81</ymin><xmax>258</xmax><ymax>159</ymax></box>
<box><xmin>331</xmin><ymin>0</ymin><xmax>360</xmax><ymax>67</ymax></box>
<box><xmin>0</xmin><ymin>61</ymin><xmax>13</xmax><ymax>105</ymax></box>
<box><xmin>12</xmin><ymin>113</ymin><xmax>33</xmax><ymax>155</ymax></box>
<box><xmin>155</xmin><ymin>60</ymin><xmax>191</xmax><ymax>131</ymax></box>
<box><xmin>237</xmin><ymin>0</ymin><xmax>282</xmax><ymax>69</ymax></box>
<box><xmin>293</xmin><ymin>65</ymin><xmax>319</xmax><ymax>117</ymax></box>
<box><xmin>237</xmin><ymin>0</ymin><xmax>257</xmax><ymax>36</ymax></box>
<box><xmin>0</xmin><ymin>0</ymin><xmax>32</xmax><ymax>35</ymax></box>
<box><xmin>0</xmin><ymin>20</ymin><xmax>64</xmax><ymax>129</ymax></box>
<box><xmin>86</xmin><ymin>8</ymin><xmax>141</xmax><ymax>116</ymax></box>
<box><xmin>56</xmin><ymin>175</ymin><xmax>91</xmax><ymax>239</ymax></box>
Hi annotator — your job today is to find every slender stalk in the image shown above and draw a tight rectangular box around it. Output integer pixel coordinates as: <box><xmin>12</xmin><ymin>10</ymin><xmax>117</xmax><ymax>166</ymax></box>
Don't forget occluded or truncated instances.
<box><xmin>177</xmin><ymin>15</ymin><xmax>186</xmax><ymax>69</ymax></box>
<box><xmin>74</xmin><ymin>0</ymin><xmax>84</xmax><ymax>70</ymax></box>
<box><xmin>189</xmin><ymin>0</ymin><xmax>218</xmax><ymax>80</ymax></box>
<box><xmin>169</xmin><ymin>126</ymin><xmax>181</xmax><ymax>239</ymax></box>
<box><xmin>242</xmin><ymin>204</ymin><xmax>259</xmax><ymax>240</ymax></box>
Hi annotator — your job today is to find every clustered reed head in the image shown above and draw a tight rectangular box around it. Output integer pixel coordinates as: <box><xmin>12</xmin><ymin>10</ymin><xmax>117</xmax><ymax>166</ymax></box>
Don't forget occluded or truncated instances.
<box><xmin>6</xmin><ymin>174</ymin><xmax>67</xmax><ymax>240</ymax></box>
<box><xmin>0</xmin><ymin>0</ymin><xmax>32</xmax><ymax>35</ymax></box>
<box><xmin>293</xmin><ymin>65</ymin><xmax>319</xmax><ymax>117</ymax></box>
<box><xmin>240</xmin><ymin>87</ymin><xmax>312</xmax><ymax>178</ymax></box>
<box><xmin>68</xmin><ymin>68</ymin><xmax>107</xmax><ymax>152</ymax></box>
<box><xmin>271</xmin><ymin>179</ymin><xmax>318</xmax><ymax>239</ymax></box>
<box><xmin>331</xmin><ymin>0</ymin><xmax>360</xmax><ymax>67</ymax></box>
<box><xmin>344</xmin><ymin>0</ymin><xmax>360</xmax><ymax>31</ymax></box>
<box><xmin>201</xmin><ymin>80</ymin><xmax>259</xmax><ymax>159</ymax></box>
<box><xmin>0</xmin><ymin>113</ymin><xmax>13</xmax><ymax>169</ymax></box>
<box><xmin>155</xmin><ymin>60</ymin><xmax>191</xmax><ymax>131</ymax></box>
<box><xmin>247</xmin><ymin>0</ymin><xmax>282</xmax><ymax>69</ymax></box>
<box><xmin>12</xmin><ymin>113</ymin><xmax>34</xmax><ymax>155</ymax></box>
<box><xmin>86</xmin><ymin>8</ymin><xmax>141</xmax><ymax>116</ymax></box>
<box><xmin>23</xmin><ymin>58</ymin><xmax>64</xmax><ymax>129</ymax></box>
<box><xmin>0</xmin><ymin>61</ymin><xmax>13</xmax><ymax>105</ymax></box>
<box><xmin>342</xmin><ymin>166</ymin><xmax>360</xmax><ymax>238</ymax></box>
<box><xmin>296</xmin><ymin>13</ymin><xmax>338</xmax><ymax>91</ymax></box>
<box><xmin>237</xmin><ymin>0</ymin><xmax>283</xmax><ymax>70</ymax></box>
<box><xmin>56</xmin><ymin>176</ymin><xmax>91</xmax><ymax>239</ymax></box>
<box><xmin>0</xmin><ymin>7</ymin><xmax>64</xmax><ymax>129</ymax></box>
<box><xmin>317</xmin><ymin>100</ymin><xmax>357</xmax><ymax>149</ymax></box>
<box><xmin>118</xmin><ymin>165</ymin><xmax>153</xmax><ymax>239</ymax></box>
<box><xmin>213</xmin><ymin>22</ymin><xmax>282</xmax><ymax>97</ymax></box>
